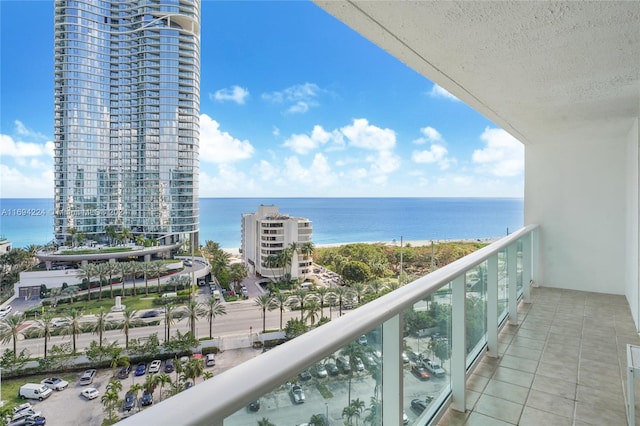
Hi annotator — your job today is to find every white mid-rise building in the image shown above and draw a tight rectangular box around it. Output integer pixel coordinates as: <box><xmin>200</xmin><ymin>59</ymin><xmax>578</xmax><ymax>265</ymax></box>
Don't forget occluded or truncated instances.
<box><xmin>241</xmin><ymin>205</ymin><xmax>313</xmax><ymax>282</ymax></box>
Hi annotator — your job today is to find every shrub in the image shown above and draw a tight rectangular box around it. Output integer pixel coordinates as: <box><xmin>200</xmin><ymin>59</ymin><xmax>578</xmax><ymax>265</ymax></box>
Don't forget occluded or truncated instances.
<box><xmin>201</xmin><ymin>346</ymin><xmax>220</xmax><ymax>355</ymax></box>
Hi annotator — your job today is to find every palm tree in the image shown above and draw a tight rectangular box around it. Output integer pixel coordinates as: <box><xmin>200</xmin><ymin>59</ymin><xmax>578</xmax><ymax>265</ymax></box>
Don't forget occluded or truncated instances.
<box><xmin>333</xmin><ymin>286</ymin><xmax>350</xmax><ymax>317</ymax></box>
<box><xmin>94</xmin><ymin>262</ymin><xmax>109</xmax><ymax>300</ymax></box>
<box><xmin>183</xmin><ymin>356</ymin><xmax>205</xmax><ymax>384</ymax></box>
<box><xmin>104</xmin><ymin>225</ymin><xmax>117</xmax><ymax>245</ymax></box>
<box><xmin>120</xmin><ymin>308</ymin><xmax>138</xmax><ymax>349</ymax></box>
<box><xmin>288</xmin><ymin>289</ymin><xmax>311</xmax><ymax>321</ymax></box>
<box><xmin>91</xmin><ymin>307</ymin><xmax>110</xmax><ymax>347</ymax></box>
<box><xmin>116</xmin><ymin>261</ymin><xmax>130</xmax><ymax>297</ymax></box>
<box><xmin>63</xmin><ymin>309</ymin><xmax>83</xmax><ymax>353</ymax></box>
<box><xmin>351</xmin><ymin>282</ymin><xmax>367</xmax><ymax>305</ymax></box>
<box><xmin>143</xmin><ymin>373</ymin><xmax>159</xmax><ymax>396</ymax></box>
<box><xmin>105</xmin><ymin>262</ymin><xmax>119</xmax><ymax>298</ymax></box>
<box><xmin>203</xmin><ymin>371</ymin><xmax>213</xmax><ymax>381</ymax></box>
<box><xmin>120</xmin><ymin>227</ymin><xmax>132</xmax><ymax>244</ymax></box>
<box><xmin>201</xmin><ymin>240</ymin><xmax>230</xmax><ymax>277</ymax></box>
<box><xmin>342</xmin><ymin>398</ymin><xmax>365</xmax><ymax>426</ymax></box>
<box><xmin>229</xmin><ymin>263</ymin><xmax>248</xmax><ymax>292</ymax></box>
<box><xmin>184</xmin><ymin>301</ymin><xmax>204</xmax><ymax>338</ymax></box>
<box><xmin>151</xmin><ymin>260</ymin><xmax>167</xmax><ymax>293</ymax></box>
<box><xmin>128</xmin><ymin>261</ymin><xmax>141</xmax><ymax>296</ymax></box>
<box><xmin>255</xmin><ymin>294</ymin><xmax>273</xmax><ymax>333</ymax></box>
<box><xmin>156</xmin><ymin>373</ymin><xmax>172</xmax><ymax>401</ymax></box>
<box><xmin>33</xmin><ymin>312</ymin><xmax>54</xmax><ymax>358</ymax></box>
<box><xmin>141</xmin><ymin>262</ymin><xmax>153</xmax><ymax>295</ymax></box>
<box><xmin>257</xmin><ymin>418</ymin><xmax>275</xmax><ymax>426</ymax></box>
<box><xmin>309</xmin><ymin>414</ymin><xmax>328</xmax><ymax>426</ymax></box>
<box><xmin>101</xmin><ymin>386</ymin><xmax>120</xmax><ymax>421</ymax></box>
<box><xmin>367</xmin><ymin>280</ymin><xmax>387</xmax><ymax>295</ymax></box>
<box><xmin>109</xmin><ymin>347</ymin><xmax>129</xmax><ymax>377</ymax></box>
<box><xmin>0</xmin><ymin>314</ymin><xmax>25</xmax><ymax>359</ymax></box>
<box><xmin>305</xmin><ymin>299</ymin><xmax>322</xmax><ymax>326</ymax></box>
<box><xmin>128</xmin><ymin>383</ymin><xmax>142</xmax><ymax>411</ymax></box>
<box><xmin>264</xmin><ymin>254</ymin><xmax>281</xmax><ymax>282</ymax></box>
<box><xmin>164</xmin><ymin>303</ymin><xmax>178</xmax><ymax>342</ymax></box>
<box><xmin>300</xmin><ymin>241</ymin><xmax>315</xmax><ymax>260</ymax></box>
<box><xmin>270</xmin><ymin>292</ymin><xmax>289</xmax><ymax>330</ymax></box>
<box><xmin>203</xmin><ymin>298</ymin><xmax>227</xmax><ymax>339</ymax></box>
<box><xmin>314</xmin><ymin>286</ymin><xmax>331</xmax><ymax>318</ymax></box>
<box><xmin>135</xmin><ymin>234</ymin><xmax>145</xmax><ymax>247</ymax></box>
<box><xmin>76</xmin><ymin>263</ymin><xmax>96</xmax><ymax>301</ymax></box>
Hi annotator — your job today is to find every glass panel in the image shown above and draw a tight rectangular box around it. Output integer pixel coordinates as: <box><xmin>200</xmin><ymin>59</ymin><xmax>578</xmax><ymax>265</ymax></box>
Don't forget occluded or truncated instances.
<box><xmin>225</xmin><ymin>327</ymin><xmax>382</xmax><ymax>426</ymax></box>
<box><xmin>466</xmin><ymin>262</ymin><xmax>487</xmax><ymax>360</ymax></box>
<box><xmin>516</xmin><ymin>238</ymin><xmax>523</xmax><ymax>294</ymax></box>
<box><xmin>497</xmin><ymin>248</ymin><xmax>508</xmax><ymax>321</ymax></box>
<box><xmin>402</xmin><ymin>282</ymin><xmax>452</xmax><ymax>425</ymax></box>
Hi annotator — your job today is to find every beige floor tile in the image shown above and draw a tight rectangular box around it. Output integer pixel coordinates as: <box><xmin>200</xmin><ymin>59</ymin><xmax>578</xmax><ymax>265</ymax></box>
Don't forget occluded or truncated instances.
<box><xmin>525</xmin><ymin>389</ymin><xmax>575</xmax><ymax>419</ymax></box>
<box><xmin>473</xmin><ymin>394</ymin><xmax>523</xmax><ymax>424</ymax></box>
<box><xmin>497</xmin><ymin>354</ymin><xmax>538</xmax><ymax>374</ymax></box>
<box><xmin>518</xmin><ymin>406</ymin><xmax>573</xmax><ymax>426</ymax></box>
<box><xmin>464</xmin><ymin>411</ymin><xmax>516</xmax><ymax>426</ymax></box>
<box><xmin>491</xmin><ymin>366</ymin><xmax>534</xmax><ymax>388</ymax></box>
<box><xmin>531</xmin><ymin>374</ymin><xmax>577</xmax><ymax>400</ymax></box>
<box><xmin>483</xmin><ymin>379</ymin><xmax>530</xmax><ymax>405</ymax></box>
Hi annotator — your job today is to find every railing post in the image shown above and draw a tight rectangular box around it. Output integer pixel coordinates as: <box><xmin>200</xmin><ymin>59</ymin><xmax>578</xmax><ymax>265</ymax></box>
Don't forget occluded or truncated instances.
<box><xmin>451</xmin><ymin>275</ymin><xmax>466</xmax><ymax>412</ymax></box>
<box><xmin>487</xmin><ymin>255</ymin><xmax>499</xmax><ymax>358</ymax></box>
<box><xmin>382</xmin><ymin>314</ymin><xmax>403</xmax><ymax>425</ymax></box>
<box><xmin>522</xmin><ymin>233</ymin><xmax>532</xmax><ymax>303</ymax></box>
<box><xmin>532</xmin><ymin>227</ymin><xmax>539</xmax><ymax>286</ymax></box>
<box><xmin>508</xmin><ymin>242</ymin><xmax>518</xmax><ymax>325</ymax></box>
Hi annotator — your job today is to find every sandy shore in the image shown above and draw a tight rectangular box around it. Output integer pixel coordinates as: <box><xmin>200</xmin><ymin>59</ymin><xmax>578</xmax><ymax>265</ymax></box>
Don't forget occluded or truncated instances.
<box><xmin>222</xmin><ymin>237</ymin><xmax>499</xmax><ymax>256</ymax></box>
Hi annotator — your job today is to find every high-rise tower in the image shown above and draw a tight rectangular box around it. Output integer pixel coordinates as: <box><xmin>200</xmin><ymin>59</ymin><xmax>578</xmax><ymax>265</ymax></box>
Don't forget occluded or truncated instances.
<box><xmin>53</xmin><ymin>0</ymin><xmax>200</xmax><ymax>247</ymax></box>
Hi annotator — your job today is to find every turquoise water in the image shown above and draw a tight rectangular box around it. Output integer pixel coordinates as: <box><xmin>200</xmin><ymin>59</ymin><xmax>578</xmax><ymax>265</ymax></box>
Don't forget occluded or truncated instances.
<box><xmin>0</xmin><ymin>198</ymin><xmax>523</xmax><ymax>249</ymax></box>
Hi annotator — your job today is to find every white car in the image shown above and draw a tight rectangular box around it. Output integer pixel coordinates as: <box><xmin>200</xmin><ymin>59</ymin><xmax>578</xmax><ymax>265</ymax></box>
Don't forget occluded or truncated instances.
<box><xmin>41</xmin><ymin>377</ymin><xmax>69</xmax><ymax>391</ymax></box>
<box><xmin>51</xmin><ymin>318</ymin><xmax>70</xmax><ymax>328</ymax></box>
<box><xmin>423</xmin><ymin>359</ymin><xmax>446</xmax><ymax>376</ymax></box>
<box><xmin>81</xmin><ymin>387</ymin><xmax>99</xmax><ymax>400</ymax></box>
<box><xmin>11</xmin><ymin>409</ymin><xmax>41</xmax><ymax>422</ymax></box>
<box><xmin>0</xmin><ymin>305</ymin><xmax>12</xmax><ymax>317</ymax></box>
<box><xmin>148</xmin><ymin>359</ymin><xmax>162</xmax><ymax>373</ymax></box>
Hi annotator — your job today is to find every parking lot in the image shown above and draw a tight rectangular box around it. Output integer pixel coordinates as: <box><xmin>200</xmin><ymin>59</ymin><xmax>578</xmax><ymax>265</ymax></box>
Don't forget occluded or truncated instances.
<box><xmin>10</xmin><ymin>347</ymin><xmax>262</xmax><ymax>426</ymax></box>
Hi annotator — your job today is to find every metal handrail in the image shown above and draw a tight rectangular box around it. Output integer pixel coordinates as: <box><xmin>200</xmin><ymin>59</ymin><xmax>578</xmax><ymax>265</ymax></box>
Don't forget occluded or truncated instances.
<box><xmin>120</xmin><ymin>224</ymin><xmax>538</xmax><ymax>425</ymax></box>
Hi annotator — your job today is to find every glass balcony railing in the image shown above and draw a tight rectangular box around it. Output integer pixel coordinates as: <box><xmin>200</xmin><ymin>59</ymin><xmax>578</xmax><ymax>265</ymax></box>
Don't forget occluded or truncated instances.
<box><xmin>120</xmin><ymin>224</ymin><xmax>539</xmax><ymax>426</ymax></box>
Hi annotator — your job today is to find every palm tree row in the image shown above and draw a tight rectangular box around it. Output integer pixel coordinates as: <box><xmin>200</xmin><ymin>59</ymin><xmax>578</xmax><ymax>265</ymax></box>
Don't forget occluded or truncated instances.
<box><xmin>75</xmin><ymin>259</ymin><xmax>169</xmax><ymax>300</ymax></box>
<box><xmin>263</xmin><ymin>241</ymin><xmax>316</xmax><ymax>281</ymax></box>
<box><xmin>254</xmin><ymin>279</ymin><xmax>391</xmax><ymax>333</ymax></box>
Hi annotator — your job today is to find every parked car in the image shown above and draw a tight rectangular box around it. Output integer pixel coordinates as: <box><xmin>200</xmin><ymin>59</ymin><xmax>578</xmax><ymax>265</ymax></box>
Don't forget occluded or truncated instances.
<box><xmin>411</xmin><ymin>364</ymin><xmax>431</xmax><ymax>381</ymax></box>
<box><xmin>241</xmin><ymin>286</ymin><xmax>249</xmax><ymax>297</ymax></box>
<box><xmin>298</xmin><ymin>370</ymin><xmax>312</xmax><ymax>381</ymax></box>
<box><xmin>358</xmin><ymin>335</ymin><xmax>368</xmax><ymax>345</ymax></box>
<box><xmin>325</xmin><ymin>362</ymin><xmax>339</xmax><ymax>376</ymax></box>
<box><xmin>140</xmin><ymin>390</ymin><xmax>153</xmax><ymax>406</ymax></box>
<box><xmin>248</xmin><ymin>399</ymin><xmax>260</xmax><ymax>412</ymax></box>
<box><xmin>411</xmin><ymin>398</ymin><xmax>428</xmax><ymax>413</ymax></box>
<box><xmin>313</xmin><ymin>363</ymin><xmax>328</xmax><ymax>378</ymax></box>
<box><xmin>423</xmin><ymin>359</ymin><xmax>446</xmax><ymax>376</ymax></box>
<box><xmin>336</xmin><ymin>356</ymin><xmax>351</xmax><ymax>374</ymax></box>
<box><xmin>18</xmin><ymin>384</ymin><xmax>52</xmax><ymax>401</ymax></box>
<box><xmin>123</xmin><ymin>392</ymin><xmax>136</xmax><ymax>412</ymax></box>
<box><xmin>13</xmin><ymin>403</ymin><xmax>32</xmax><ymax>414</ymax></box>
<box><xmin>117</xmin><ymin>365</ymin><xmax>131</xmax><ymax>379</ymax></box>
<box><xmin>79</xmin><ymin>369</ymin><xmax>96</xmax><ymax>385</ymax></box>
<box><xmin>354</xmin><ymin>357</ymin><xmax>365</xmax><ymax>372</ymax></box>
<box><xmin>40</xmin><ymin>377</ymin><xmax>69</xmax><ymax>391</ymax></box>
<box><xmin>51</xmin><ymin>318</ymin><xmax>70</xmax><ymax>328</ymax></box>
<box><xmin>11</xmin><ymin>409</ymin><xmax>42</xmax><ymax>423</ymax></box>
<box><xmin>290</xmin><ymin>385</ymin><xmax>305</xmax><ymax>404</ymax></box>
<box><xmin>148</xmin><ymin>359</ymin><xmax>162</xmax><ymax>373</ymax></box>
<box><xmin>81</xmin><ymin>388</ymin><xmax>100</xmax><ymax>400</ymax></box>
<box><xmin>183</xmin><ymin>381</ymin><xmax>193</xmax><ymax>390</ymax></box>
<box><xmin>135</xmin><ymin>362</ymin><xmax>147</xmax><ymax>376</ymax></box>
<box><xmin>164</xmin><ymin>359</ymin><xmax>175</xmax><ymax>373</ymax></box>
<box><xmin>0</xmin><ymin>305</ymin><xmax>12</xmax><ymax>317</ymax></box>
<box><xmin>23</xmin><ymin>416</ymin><xmax>46</xmax><ymax>426</ymax></box>
<box><xmin>402</xmin><ymin>351</ymin><xmax>410</xmax><ymax>363</ymax></box>
<box><xmin>205</xmin><ymin>353</ymin><xmax>215</xmax><ymax>367</ymax></box>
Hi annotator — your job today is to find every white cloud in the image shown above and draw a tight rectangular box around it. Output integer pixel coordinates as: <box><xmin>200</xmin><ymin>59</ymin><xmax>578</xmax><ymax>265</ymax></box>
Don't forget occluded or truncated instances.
<box><xmin>283</xmin><ymin>153</ymin><xmax>337</xmax><ymax>187</ymax></box>
<box><xmin>412</xmin><ymin>145</ymin><xmax>451</xmax><ymax>170</ymax></box>
<box><xmin>472</xmin><ymin>127</ymin><xmax>524</xmax><ymax>177</ymax></box>
<box><xmin>0</xmin><ymin>164</ymin><xmax>53</xmax><ymax>197</ymax></box>
<box><xmin>282</xmin><ymin>125</ymin><xmax>339</xmax><ymax>155</ymax></box>
<box><xmin>199</xmin><ymin>114</ymin><xmax>255</xmax><ymax>163</ymax></box>
<box><xmin>428</xmin><ymin>84</ymin><xmax>459</xmax><ymax>101</ymax></box>
<box><xmin>341</xmin><ymin>118</ymin><xmax>396</xmax><ymax>151</ymax></box>
<box><xmin>413</xmin><ymin>126</ymin><xmax>443</xmax><ymax>145</ymax></box>
<box><xmin>262</xmin><ymin>83</ymin><xmax>322</xmax><ymax>114</ymax></box>
<box><xmin>210</xmin><ymin>85</ymin><xmax>249</xmax><ymax>104</ymax></box>
<box><xmin>0</xmin><ymin>134</ymin><xmax>50</xmax><ymax>157</ymax></box>
<box><xmin>14</xmin><ymin>120</ymin><xmax>48</xmax><ymax>141</ymax></box>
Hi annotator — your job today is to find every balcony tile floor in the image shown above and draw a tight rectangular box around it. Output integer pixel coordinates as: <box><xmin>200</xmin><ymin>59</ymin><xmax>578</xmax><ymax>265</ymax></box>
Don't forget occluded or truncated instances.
<box><xmin>437</xmin><ymin>287</ymin><xmax>640</xmax><ymax>426</ymax></box>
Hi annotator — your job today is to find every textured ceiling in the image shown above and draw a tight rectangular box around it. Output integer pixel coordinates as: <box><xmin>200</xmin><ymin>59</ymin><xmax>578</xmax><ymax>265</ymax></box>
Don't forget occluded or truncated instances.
<box><xmin>315</xmin><ymin>1</ymin><xmax>640</xmax><ymax>146</ymax></box>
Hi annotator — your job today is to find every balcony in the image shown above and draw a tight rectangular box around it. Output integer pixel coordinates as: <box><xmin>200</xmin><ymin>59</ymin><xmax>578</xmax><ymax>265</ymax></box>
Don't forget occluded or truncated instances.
<box><xmin>119</xmin><ymin>224</ymin><xmax>638</xmax><ymax>426</ymax></box>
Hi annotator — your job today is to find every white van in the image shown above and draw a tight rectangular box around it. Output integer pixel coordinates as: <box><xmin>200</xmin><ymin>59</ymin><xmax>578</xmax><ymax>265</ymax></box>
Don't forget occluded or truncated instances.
<box><xmin>205</xmin><ymin>353</ymin><xmax>215</xmax><ymax>367</ymax></box>
<box><xmin>212</xmin><ymin>290</ymin><xmax>221</xmax><ymax>301</ymax></box>
<box><xmin>161</xmin><ymin>292</ymin><xmax>177</xmax><ymax>299</ymax></box>
<box><xmin>79</xmin><ymin>369</ymin><xmax>97</xmax><ymax>385</ymax></box>
<box><xmin>18</xmin><ymin>383</ymin><xmax>53</xmax><ymax>401</ymax></box>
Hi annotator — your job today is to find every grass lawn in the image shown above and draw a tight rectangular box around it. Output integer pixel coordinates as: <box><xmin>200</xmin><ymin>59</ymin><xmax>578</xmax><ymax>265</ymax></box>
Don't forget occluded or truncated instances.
<box><xmin>60</xmin><ymin>247</ymin><xmax>133</xmax><ymax>255</ymax></box>
<box><xmin>54</xmin><ymin>294</ymin><xmax>159</xmax><ymax>315</ymax></box>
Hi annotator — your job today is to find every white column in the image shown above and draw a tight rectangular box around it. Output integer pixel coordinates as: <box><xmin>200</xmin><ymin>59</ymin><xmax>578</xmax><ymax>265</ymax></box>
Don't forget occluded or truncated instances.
<box><xmin>451</xmin><ymin>275</ymin><xmax>466</xmax><ymax>412</ymax></box>
<box><xmin>487</xmin><ymin>255</ymin><xmax>499</xmax><ymax>358</ymax></box>
<box><xmin>508</xmin><ymin>242</ymin><xmax>519</xmax><ymax>325</ymax></box>
<box><xmin>382</xmin><ymin>314</ymin><xmax>403</xmax><ymax>425</ymax></box>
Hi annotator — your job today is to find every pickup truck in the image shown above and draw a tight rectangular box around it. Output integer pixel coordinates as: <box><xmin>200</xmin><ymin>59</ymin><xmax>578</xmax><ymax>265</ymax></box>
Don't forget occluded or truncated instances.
<box><xmin>423</xmin><ymin>359</ymin><xmax>446</xmax><ymax>376</ymax></box>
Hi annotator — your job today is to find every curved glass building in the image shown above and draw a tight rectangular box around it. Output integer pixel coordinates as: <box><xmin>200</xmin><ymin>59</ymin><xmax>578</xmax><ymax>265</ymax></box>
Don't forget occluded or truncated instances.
<box><xmin>53</xmin><ymin>0</ymin><xmax>200</xmax><ymax>247</ymax></box>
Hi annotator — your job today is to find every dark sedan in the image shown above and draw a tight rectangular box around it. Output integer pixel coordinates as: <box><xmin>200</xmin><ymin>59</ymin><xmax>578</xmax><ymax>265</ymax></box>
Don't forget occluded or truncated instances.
<box><xmin>411</xmin><ymin>398</ymin><xmax>432</xmax><ymax>413</ymax></box>
<box><xmin>123</xmin><ymin>392</ymin><xmax>135</xmax><ymax>412</ymax></box>
<box><xmin>248</xmin><ymin>399</ymin><xmax>260</xmax><ymax>412</ymax></box>
<box><xmin>325</xmin><ymin>362</ymin><xmax>339</xmax><ymax>376</ymax></box>
<box><xmin>140</xmin><ymin>391</ymin><xmax>153</xmax><ymax>406</ymax></box>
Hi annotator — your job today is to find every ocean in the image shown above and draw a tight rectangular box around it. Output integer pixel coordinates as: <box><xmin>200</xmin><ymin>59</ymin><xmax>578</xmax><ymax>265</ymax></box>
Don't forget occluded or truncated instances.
<box><xmin>0</xmin><ymin>198</ymin><xmax>523</xmax><ymax>249</ymax></box>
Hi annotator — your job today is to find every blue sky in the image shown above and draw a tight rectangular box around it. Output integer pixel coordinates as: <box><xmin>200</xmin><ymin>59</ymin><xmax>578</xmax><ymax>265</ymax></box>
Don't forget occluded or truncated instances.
<box><xmin>0</xmin><ymin>0</ymin><xmax>524</xmax><ymax>199</ymax></box>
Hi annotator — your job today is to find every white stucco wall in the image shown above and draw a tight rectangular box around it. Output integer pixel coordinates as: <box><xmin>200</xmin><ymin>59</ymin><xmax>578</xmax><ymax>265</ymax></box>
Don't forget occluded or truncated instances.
<box><xmin>525</xmin><ymin>136</ymin><xmax>627</xmax><ymax>294</ymax></box>
<box><xmin>626</xmin><ymin>117</ymin><xmax>640</xmax><ymax>329</ymax></box>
